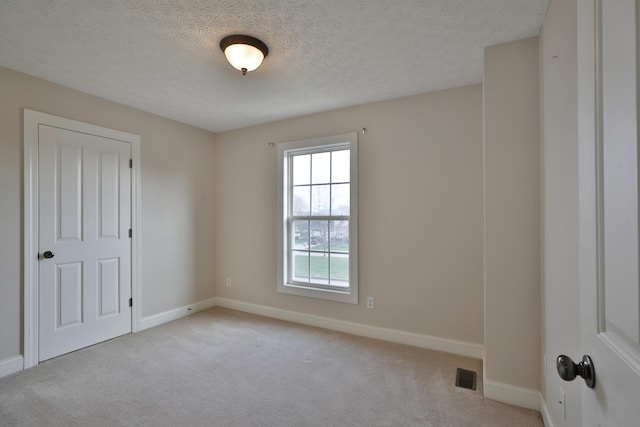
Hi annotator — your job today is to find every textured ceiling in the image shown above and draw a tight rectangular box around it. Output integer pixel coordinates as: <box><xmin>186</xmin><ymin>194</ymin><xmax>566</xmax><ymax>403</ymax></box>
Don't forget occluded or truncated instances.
<box><xmin>0</xmin><ymin>0</ymin><xmax>550</xmax><ymax>132</ymax></box>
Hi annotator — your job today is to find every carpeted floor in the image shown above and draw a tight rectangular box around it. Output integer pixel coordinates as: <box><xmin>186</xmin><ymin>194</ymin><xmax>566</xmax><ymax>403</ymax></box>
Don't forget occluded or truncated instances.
<box><xmin>0</xmin><ymin>307</ymin><xmax>543</xmax><ymax>426</ymax></box>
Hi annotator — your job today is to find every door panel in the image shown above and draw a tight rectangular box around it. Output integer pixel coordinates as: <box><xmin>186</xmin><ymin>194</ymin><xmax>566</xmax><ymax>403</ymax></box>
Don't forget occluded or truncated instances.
<box><xmin>56</xmin><ymin>262</ymin><xmax>83</xmax><ymax>328</ymax></box>
<box><xmin>601</xmin><ymin>0</ymin><xmax>640</xmax><ymax>348</ymax></box>
<box><xmin>38</xmin><ymin>124</ymin><xmax>132</xmax><ymax>362</ymax></box>
<box><xmin>578</xmin><ymin>0</ymin><xmax>640</xmax><ymax>425</ymax></box>
<box><xmin>98</xmin><ymin>258</ymin><xmax>120</xmax><ymax>318</ymax></box>
<box><xmin>98</xmin><ymin>152</ymin><xmax>120</xmax><ymax>239</ymax></box>
<box><xmin>58</xmin><ymin>144</ymin><xmax>82</xmax><ymax>241</ymax></box>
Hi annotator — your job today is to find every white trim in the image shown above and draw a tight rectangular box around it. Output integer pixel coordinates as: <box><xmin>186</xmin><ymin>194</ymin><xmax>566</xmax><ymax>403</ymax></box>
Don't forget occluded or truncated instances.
<box><xmin>483</xmin><ymin>378</ymin><xmax>541</xmax><ymax>411</ymax></box>
<box><xmin>276</xmin><ymin>132</ymin><xmax>359</xmax><ymax>304</ymax></box>
<box><xmin>23</xmin><ymin>114</ymin><xmax>39</xmax><ymax>369</ymax></box>
<box><xmin>214</xmin><ymin>297</ymin><xmax>483</xmax><ymax>359</ymax></box>
<box><xmin>140</xmin><ymin>297</ymin><xmax>217</xmax><ymax>331</ymax></box>
<box><xmin>540</xmin><ymin>394</ymin><xmax>554</xmax><ymax>427</ymax></box>
<box><xmin>23</xmin><ymin>109</ymin><xmax>141</xmax><ymax>368</ymax></box>
<box><xmin>131</xmin><ymin>140</ymin><xmax>142</xmax><ymax>332</ymax></box>
<box><xmin>0</xmin><ymin>356</ymin><xmax>24</xmax><ymax>379</ymax></box>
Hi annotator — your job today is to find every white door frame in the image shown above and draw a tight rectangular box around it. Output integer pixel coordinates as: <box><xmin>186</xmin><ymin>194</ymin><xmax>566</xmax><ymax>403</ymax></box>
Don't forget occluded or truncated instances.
<box><xmin>23</xmin><ymin>109</ymin><xmax>142</xmax><ymax>369</ymax></box>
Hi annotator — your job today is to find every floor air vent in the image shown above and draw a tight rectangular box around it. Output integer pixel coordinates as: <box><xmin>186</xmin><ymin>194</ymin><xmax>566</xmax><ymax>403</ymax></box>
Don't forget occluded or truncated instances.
<box><xmin>455</xmin><ymin>368</ymin><xmax>477</xmax><ymax>390</ymax></box>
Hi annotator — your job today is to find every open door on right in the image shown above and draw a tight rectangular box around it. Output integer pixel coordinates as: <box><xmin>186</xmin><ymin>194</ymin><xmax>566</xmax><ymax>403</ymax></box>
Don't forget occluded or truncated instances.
<box><xmin>572</xmin><ymin>0</ymin><xmax>640</xmax><ymax>425</ymax></box>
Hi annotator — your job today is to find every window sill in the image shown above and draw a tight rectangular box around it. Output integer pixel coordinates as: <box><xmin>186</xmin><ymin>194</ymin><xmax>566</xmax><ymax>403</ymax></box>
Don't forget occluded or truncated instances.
<box><xmin>277</xmin><ymin>282</ymin><xmax>358</xmax><ymax>304</ymax></box>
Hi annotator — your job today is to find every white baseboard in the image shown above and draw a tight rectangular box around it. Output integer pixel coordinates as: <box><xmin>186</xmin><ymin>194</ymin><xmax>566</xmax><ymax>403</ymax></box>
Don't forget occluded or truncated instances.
<box><xmin>214</xmin><ymin>297</ymin><xmax>483</xmax><ymax>359</ymax></box>
<box><xmin>0</xmin><ymin>356</ymin><xmax>24</xmax><ymax>378</ymax></box>
<box><xmin>540</xmin><ymin>394</ymin><xmax>554</xmax><ymax>427</ymax></box>
<box><xmin>483</xmin><ymin>378</ymin><xmax>541</xmax><ymax>411</ymax></box>
<box><xmin>140</xmin><ymin>297</ymin><xmax>216</xmax><ymax>331</ymax></box>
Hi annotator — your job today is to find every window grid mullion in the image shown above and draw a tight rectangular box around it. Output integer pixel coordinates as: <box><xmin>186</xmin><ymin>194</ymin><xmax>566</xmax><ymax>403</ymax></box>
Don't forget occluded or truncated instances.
<box><xmin>291</xmin><ymin>215</ymin><xmax>349</xmax><ymax>221</ymax></box>
<box><xmin>307</xmin><ymin>154</ymin><xmax>312</xmax><ymax>281</ymax></box>
<box><xmin>328</xmin><ymin>152</ymin><xmax>332</xmax><ymax>285</ymax></box>
<box><xmin>306</xmin><ymin>218</ymin><xmax>311</xmax><ymax>282</ymax></box>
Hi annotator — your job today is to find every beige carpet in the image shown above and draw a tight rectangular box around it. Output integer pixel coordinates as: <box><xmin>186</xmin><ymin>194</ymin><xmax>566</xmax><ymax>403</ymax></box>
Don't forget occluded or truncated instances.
<box><xmin>0</xmin><ymin>307</ymin><xmax>543</xmax><ymax>426</ymax></box>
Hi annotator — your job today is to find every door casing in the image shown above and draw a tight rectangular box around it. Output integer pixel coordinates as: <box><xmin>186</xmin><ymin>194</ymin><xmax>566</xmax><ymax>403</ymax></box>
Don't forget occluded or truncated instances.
<box><xmin>23</xmin><ymin>109</ymin><xmax>142</xmax><ymax>369</ymax></box>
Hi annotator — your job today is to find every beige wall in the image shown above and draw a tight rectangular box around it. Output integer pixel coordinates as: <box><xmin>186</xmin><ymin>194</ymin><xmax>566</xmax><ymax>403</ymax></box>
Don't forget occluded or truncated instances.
<box><xmin>483</xmin><ymin>37</ymin><xmax>541</xmax><ymax>390</ymax></box>
<box><xmin>215</xmin><ymin>85</ymin><xmax>485</xmax><ymax>345</ymax></box>
<box><xmin>0</xmin><ymin>66</ymin><xmax>216</xmax><ymax>362</ymax></box>
<box><xmin>540</xmin><ymin>0</ymin><xmax>581</xmax><ymax>425</ymax></box>
<box><xmin>1</xmin><ymin>47</ymin><xmax>548</xmax><ymax>403</ymax></box>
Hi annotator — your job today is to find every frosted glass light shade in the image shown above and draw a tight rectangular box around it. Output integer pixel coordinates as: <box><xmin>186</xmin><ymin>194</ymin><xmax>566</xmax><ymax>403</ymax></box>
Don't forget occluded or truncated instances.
<box><xmin>220</xmin><ymin>35</ymin><xmax>269</xmax><ymax>75</ymax></box>
<box><xmin>224</xmin><ymin>44</ymin><xmax>264</xmax><ymax>73</ymax></box>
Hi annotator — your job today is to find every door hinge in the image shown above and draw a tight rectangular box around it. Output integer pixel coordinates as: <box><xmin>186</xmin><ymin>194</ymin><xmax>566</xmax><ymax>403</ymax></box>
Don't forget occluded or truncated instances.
<box><xmin>129</xmin><ymin>298</ymin><xmax>133</xmax><ymax>307</ymax></box>
<box><xmin>129</xmin><ymin>159</ymin><xmax>133</xmax><ymax>169</ymax></box>
<box><xmin>129</xmin><ymin>228</ymin><xmax>132</xmax><ymax>238</ymax></box>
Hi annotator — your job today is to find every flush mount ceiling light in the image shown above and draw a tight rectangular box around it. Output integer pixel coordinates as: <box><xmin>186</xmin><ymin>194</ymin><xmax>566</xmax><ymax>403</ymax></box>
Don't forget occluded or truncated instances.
<box><xmin>220</xmin><ymin>34</ymin><xmax>269</xmax><ymax>75</ymax></box>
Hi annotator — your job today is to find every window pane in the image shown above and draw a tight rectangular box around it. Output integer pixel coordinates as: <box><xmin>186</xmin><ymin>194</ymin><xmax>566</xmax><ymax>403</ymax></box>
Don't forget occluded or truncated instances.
<box><xmin>330</xmin><ymin>220</ymin><xmax>349</xmax><ymax>253</ymax></box>
<box><xmin>312</xmin><ymin>152</ymin><xmax>331</xmax><ymax>184</ymax></box>
<box><xmin>309</xmin><ymin>220</ymin><xmax>328</xmax><ymax>251</ymax></box>
<box><xmin>310</xmin><ymin>252</ymin><xmax>329</xmax><ymax>283</ymax></box>
<box><xmin>292</xmin><ymin>220</ymin><xmax>309</xmax><ymax>250</ymax></box>
<box><xmin>293</xmin><ymin>186</ymin><xmax>310</xmax><ymax>215</ymax></box>
<box><xmin>292</xmin><ymin>251</ymin><xmax>309</xmax><ymax>283</ymax></box>
<box><xmin>311</xmin><ymin>185</ymin><xmax>330</xmax><ymax>216</ymax></box>
<box><xmin>330</xmin><ymin>253</ymin><xmax>349</xmax><ymax>287</ymax></box>
<box><xmin>331</xmin><ymin>149</ymin><xmax>350</xmax><ymax>183</ymax></box>
<box><xmin>293</xmin><ymin>154</ymin><xmax>310</xmax><ymax>185</ymax></box>
<box><xmin>331</xmin><ymin>184</ymin><xmax>350</xmax><ymax>215</ymax></box>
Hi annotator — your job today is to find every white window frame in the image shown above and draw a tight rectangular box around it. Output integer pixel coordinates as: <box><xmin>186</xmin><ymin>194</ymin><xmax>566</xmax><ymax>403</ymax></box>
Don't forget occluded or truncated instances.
<box><xmin>277</xmin><ymin>132</ymin><xmax>358</xmax><ymax>304</ymax></box>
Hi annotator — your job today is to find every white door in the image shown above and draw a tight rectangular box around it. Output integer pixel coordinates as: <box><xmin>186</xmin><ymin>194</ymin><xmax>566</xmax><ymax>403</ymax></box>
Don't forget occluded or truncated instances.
<box><xmin>576</xmin><ymin>0</ymin><xmax>640</xmax><ymax>425</ymax></box>
<box><xmin>38</xmin><ymin>124</ymin><xmax>132</xmax><ymax>361</ymax></box>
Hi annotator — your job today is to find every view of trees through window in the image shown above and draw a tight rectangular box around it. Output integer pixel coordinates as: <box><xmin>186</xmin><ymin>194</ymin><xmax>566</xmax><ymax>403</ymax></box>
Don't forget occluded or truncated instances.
<box><xmin>289</xmin><ymin>149</ymin><xmax>350</xmax><ymax>288</ymax></box>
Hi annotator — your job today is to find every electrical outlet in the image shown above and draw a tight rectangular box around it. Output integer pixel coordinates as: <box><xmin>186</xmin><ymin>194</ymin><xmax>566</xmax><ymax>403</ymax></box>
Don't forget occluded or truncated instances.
<box><xmin>226</xmin><ymin>277</ymin><xmax>232</xmax><ymax>287</ymax></box>
<box><xmin>366</xmin><ymin>297</ymin><xmax>374</xmax><ymax>309</ymax></box>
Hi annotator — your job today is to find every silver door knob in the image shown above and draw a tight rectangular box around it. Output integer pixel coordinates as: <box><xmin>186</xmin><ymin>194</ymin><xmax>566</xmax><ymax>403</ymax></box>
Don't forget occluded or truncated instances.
<box><xmin>557</xmin><ymin>354</ymin><xmax>596</xmax><ymax>389</ymax></box>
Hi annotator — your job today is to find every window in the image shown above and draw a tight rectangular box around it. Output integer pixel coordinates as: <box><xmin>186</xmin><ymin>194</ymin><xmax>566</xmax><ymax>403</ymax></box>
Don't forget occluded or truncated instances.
<box><xmin>277</xmin><ymin>133</ymin><xmax>358</xmax><ymax>303</ymax></box>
